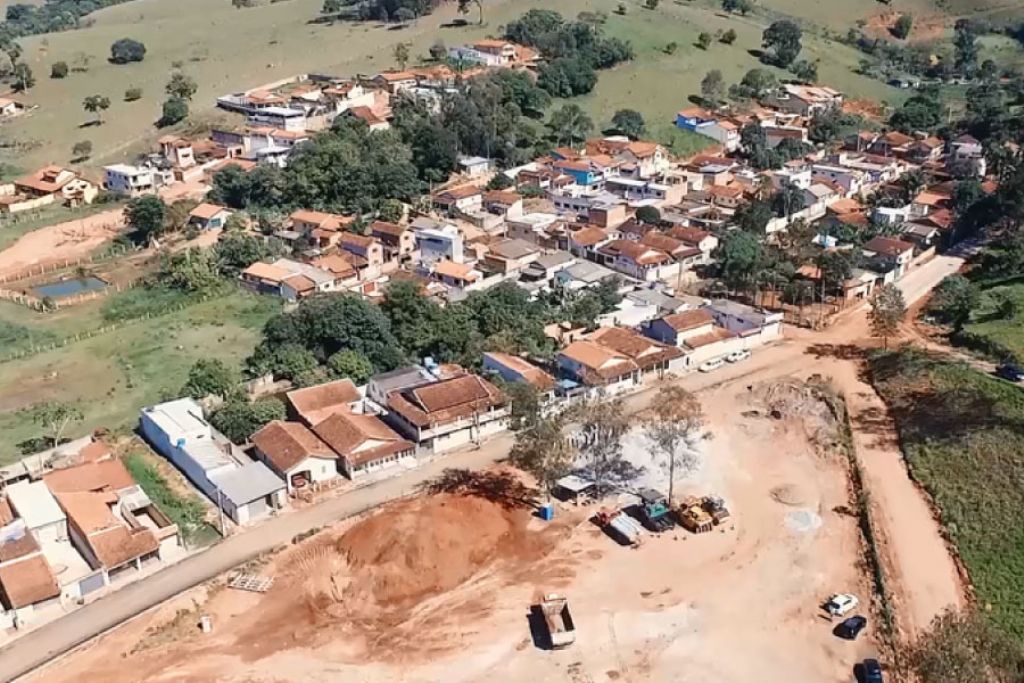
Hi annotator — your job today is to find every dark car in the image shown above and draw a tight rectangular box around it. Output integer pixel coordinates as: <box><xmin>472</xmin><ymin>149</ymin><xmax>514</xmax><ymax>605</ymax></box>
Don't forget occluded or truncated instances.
<box><xmin>834</xmin><ymin>615</ymin><xmax>868</xmax><ymax>640</ymax></box>
<box><xmin>861</xmin><ymin>658</ymin><xmax>884</xmax><ymax>683</ymax></box>
<box><xmin>997</xmin><ymin>364</ymin><xmax>1024</xmax><ymax>382</ymax></box>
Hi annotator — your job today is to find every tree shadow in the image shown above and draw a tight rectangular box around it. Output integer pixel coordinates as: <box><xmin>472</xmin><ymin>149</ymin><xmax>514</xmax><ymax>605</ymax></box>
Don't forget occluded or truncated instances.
<box><xmin>804</xmin><ymin>343</ymin><xmax>864</xmax><ymax>361</ymax></box>
<box><xmin>420</xmin><ymin>468</ymin><xmax>540</xmax><ymax>509</ymax></box>
<box><xmin>747</xmin><ymin>48</ymin><xmax>766</xmax><ymax>61</ymax></box>
<box><xmin>526</xmin><ymin>606</ymin><xmax>552</xmax><ymax>649</ymax></box>
<box><xmin>440</xmin><ymin>19</ymin><xmax>470</xmax><ymax>29</ymax></box>
<box><xmin>78</xmin><ymin>121</ymin><xmax>100</xmax><ymax>129</ymax></box>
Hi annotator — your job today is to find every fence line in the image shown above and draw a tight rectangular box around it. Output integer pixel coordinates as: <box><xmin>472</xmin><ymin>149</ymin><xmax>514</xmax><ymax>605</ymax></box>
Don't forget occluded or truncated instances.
<box><xmin>0</xmin><ymin>239</ymin><xmax>138</xmax><ymax>286</ymax></box>
<box><xmin>0</xmin><ymin>291</ymin><xmax>215</xmax><ymax>364</ymax></box>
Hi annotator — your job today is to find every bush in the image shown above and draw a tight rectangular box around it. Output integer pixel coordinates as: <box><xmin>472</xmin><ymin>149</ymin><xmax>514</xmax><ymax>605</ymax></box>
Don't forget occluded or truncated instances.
<box><xmin>720</xmin><ymin>29</ymin><xmax>737</xmax><ymax>44</ymax></box>
<box><xmin>50</xmin><ymin>61</ymin><xmax>68</xmax><ymax>79</ymax></box>
<box><xmin>110</xmin><ymin>38</ymin><xmax>146</xmax><ymax>64</ymax></box>
<box><xmin>124</xmin><ymin>86</ymin><xmax>143</xmax><ymax>102</ymax></box>
<box><xmin>159</xmin><ymin>97</ymin><xmax>189</xmax><ymax>127</ymax></box>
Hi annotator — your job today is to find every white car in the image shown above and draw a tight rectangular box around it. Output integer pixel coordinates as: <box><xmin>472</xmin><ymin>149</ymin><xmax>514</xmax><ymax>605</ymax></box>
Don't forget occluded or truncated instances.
<box><xmin>698</xmin><ymin>358</ymin><xmax>724</xmax><ymax>373</ymax></box>
<box><xmin>826</xmin><ymin>593</ymin><xmax>859</xmax><ymax>617</ymax></box>
<box><xmin>726</xmin><ymin>349</ymin><xmax>751</xmax><ymax>363</ymax></box>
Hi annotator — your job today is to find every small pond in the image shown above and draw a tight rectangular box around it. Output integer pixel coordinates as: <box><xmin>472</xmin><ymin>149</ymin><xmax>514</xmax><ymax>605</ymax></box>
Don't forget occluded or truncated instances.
<box><xmin>32</xmin><ymin>276</ymin><xmax>108</xmax><ymax>299</ymax></box>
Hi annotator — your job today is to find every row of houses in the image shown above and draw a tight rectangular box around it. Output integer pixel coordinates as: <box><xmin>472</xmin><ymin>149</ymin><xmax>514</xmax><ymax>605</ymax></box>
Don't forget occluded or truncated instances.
<box><xmin>0</xmin><ymin>438</ymin><xmax>180</xmax><ymax>628</ymax></box>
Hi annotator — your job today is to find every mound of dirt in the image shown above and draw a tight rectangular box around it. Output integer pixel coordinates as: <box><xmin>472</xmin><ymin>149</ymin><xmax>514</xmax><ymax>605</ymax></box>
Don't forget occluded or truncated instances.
<box><xmin>753</xmin><ymin>376</ymin><xmax>846</xmax><ymax>452</ymax></box>
<box><xmin>770</xmin><ymin>484</ymin><xmax>807</xmax><ymax>507</ymax></box>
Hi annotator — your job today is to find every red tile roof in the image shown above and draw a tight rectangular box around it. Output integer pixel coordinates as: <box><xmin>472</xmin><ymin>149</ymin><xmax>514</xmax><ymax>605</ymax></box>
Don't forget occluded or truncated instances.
<box><xmin>252</xmin><ymin>420</ymin><xmax>335</xmax><ymax>472</ymax></box>
<box><xmin>386</xmin><ymin>375</ymin><xmax>505</xmax><ymax>428</ymax></box>
<box><xmin>286</xmin><ymin>379</ymin><xmax>361</xmax><ymax>426</ymax></box>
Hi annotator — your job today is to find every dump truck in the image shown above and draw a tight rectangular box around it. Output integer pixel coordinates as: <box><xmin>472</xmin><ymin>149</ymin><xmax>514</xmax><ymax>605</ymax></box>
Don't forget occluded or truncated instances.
<box><xmin>703</xmin><ymin>496</ymin><xmax>731</xmax><ymax>525</ymax></box>
<box><xmin>539</xmin><ymin>593</ymin><xmax>576</xmax><ymax>649</ymax></box>
<box><xmin>678</xmin><ymin>496</ymin><xmax>714</xmax><ymax>533</ymax></box>
<box><xmin>596</xmin><ymin>508</ymin><xmax>644</xmax><ymax>546</ymax></box>
<box><xmin>637</xmin><ymin>488</ymin><xmax>675</xmax><ymax>532</ymax></box>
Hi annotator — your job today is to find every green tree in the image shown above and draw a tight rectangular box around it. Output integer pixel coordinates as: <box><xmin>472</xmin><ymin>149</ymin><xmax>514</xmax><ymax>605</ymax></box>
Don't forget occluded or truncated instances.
<box><xmin>893</xmin><ymin>14</ymin><xmax>913</xmax><ymax>40</ymax></box>
<box><xmin>327</xmin><ymin>349</ymin><xmax>374</xmax><ymax>384</ymax></box>
<box><xmin>159</xmin><ymin>248</ymin><xmax>221</xmax><ymax>293</ymax></box>
<box><xmin>953</xmin><ymin>19</ymin><xmax>979</xmax><ymax>76</ymax></box>
<box><xmin>71</xmin><ymin>140</ymin><xmax>93</xmax><ymax>161</ymax></box>
<box><xmin>125</xmin><ymin>196</ymin><xmax>167</xmax><ymax>244</ymax></box>
<box><xmin>715</xmin><ymin>230</ymin><xmax>764</xmax><ymax>292</ymax></box>
<box><xmin>664</xmin><ymin>41</ymin><xmax>678</xmax><ymax>55</ymax></box>
<box><xmin>790</xmin><ymin>59</ymin><xmax>817</xmax><ymax>83</ymax></box>
<box><xmin>610</xmin><ymin>108</ymin><xmax>645</xmax><ymax>139</ymax></box>
<box><xmin>772</xmin><ymin>181</ymin><xmax>805</xmax><ymax>218</ymax></box>
<box><xmin>547</xmin><ymin>103</ymin><xmax>594</xmax><ymax>147</ymax></box>
<box><xmin>869</xmin><ymin>283</ymin><xmax>906</xmax><ymax>349</ymax></box>
<box><xmin>508</xmin><ymin>413</ymin><xmax>576</xmax><ymax>499</ymax></box>
<box><xmin>642</xmin><ymin>385</ymin><xmax>703</xmax><ymax>504</ymax></box>
<box><xmin>181</xmin><ymin>359</ymin><xmax>238</xmax><ymax>400</ymax></box>
<box><xmin>929</xmin><ymin>275</ymin><xmax>978</xmax><ymax>331</ymax></box>
<box><xmin>160</xmin><ymin>97</ymin><xmax>189</xmax><ymax>127</ymax></box>
<box><xmin>720</xmin><ymin>29</ymin><xmax>737</xmax><ymax>44</ymax></box>
<box><xmin>701</xmin><ymin>69</ymin><xmax>726</xmax><ymax>105</ymax></box>
<box><xmin>889</xmin><ymin>92</ymin><xmax>942</xmax><ymax>133</ymax></box>
<box><xmin>395</xmin><ymin>7</ymin><xmax>415</xmax><ymax>24</ymax></box>
<box><xmin>697</xmin><ymin>32</ymin><xmax>712</xmax><ymax>50</ymax></box>
<box><xmin>165</xmin><ymin>72</ymin><xmax>198</xmax><ymax>101</ymax></box>
<box><xmin>645</xmin><ymin>0</ymin><xmax>659</xmax><ymax>8</ymax></box>
<box><xmin>214</xmin><ymin>231</ymin><xmax>281</xmax><ymax>276</ymax></box>
<box><xmin>209</xmin><ymin>398</ymin><xmax>285</xmax><ymax>444</ymax></box>
<box><xmin>486</xmin><ymin>173</ymin><xmax>514</xmax><ymax>191</ymax></box>
<box><xmin>636</xmin><ymin>206</ymin><xmax>661</xmax><ymax>224</ymax></box>
<box><xmin>573</xmin><ymin>399</ymin><xmax>635</xmax><ymax>492</ymax></box>
<box><xmin>762</xmin><ymin>19</ymin><xmax>802</xmax><ymax>67</ymax></box>
<box><xmin>429</xmin><ymin>39</ymin><xmax>447</xmax><ymax>61</ymax></box>
<box><xmin>322</xmin><ymin>0</ymin><xmax>344</xmax><ymax>15</ymax></box>
<box><xmin>722</xmin><ymin>0</ymin><xmax>753</xmax><ymax>14</ymax></box>
<box><xmin>393</xmin><ymin>42</ymin><xmax>410</xmax><ymax>70</ymax></box>
<box><xmin>377</xmin><ymin>198</ymin><xmax>404</xmax><ymax>223</ymax></box>
<box><xmin>50</xmin><ymin>61</ymin><xmax>68</xmax><ymax>79</ymax></box>
<box><xmin>12</xmin><ymin>62</ymin><xmax>34</xmax><ymax>92</ymax></box>
<box><xmin>110</xmin><ymin>38</ymin><xmax>146</xmax><ymax>64</ymax></box>
<box><xmin>82</xmin><ymin>94</ymin><xmax>111</xmax><ymax>125</ymax></box>
<box><xmin>30</xmin><ymin>402</ymin><xmax>83</xmax><ymax>449</ymax></box>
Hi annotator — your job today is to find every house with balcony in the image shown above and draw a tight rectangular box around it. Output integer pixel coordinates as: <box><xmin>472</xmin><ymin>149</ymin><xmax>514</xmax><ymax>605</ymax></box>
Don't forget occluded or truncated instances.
<box><xmin>384</xmin><ymin>374</ymin><xmax>509</xmax><ymax>453</ymax></box>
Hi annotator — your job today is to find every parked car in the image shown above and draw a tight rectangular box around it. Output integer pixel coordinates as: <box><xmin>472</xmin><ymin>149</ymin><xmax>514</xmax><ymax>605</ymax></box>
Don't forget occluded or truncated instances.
<box><xmin>726</xmin><ymin>349</ymin><xmax>751</xmax><ymax>363</ymax></box>
<box><xmin>699</xmin><ymin>358</ymin><xmax>724</xmax><ymax>372</ymax></box>
<box><xmin>825</xmin><ymin>593</ymin><xmax>859</xmax><ymax>617</ymax></box>
<box><xmin>835</xmin><ymin>615</ymin><xmax>868</xmax><ymax>640</ymax></box>
<box><xmin>996</xmin><ymin>363</ymin><xmax>1024</xmax><ymax>382</ymax></box>
<box><xmin>861</xmin><ymin>658</ymin><xmax>884</xmax><ymax>683</ymax></box>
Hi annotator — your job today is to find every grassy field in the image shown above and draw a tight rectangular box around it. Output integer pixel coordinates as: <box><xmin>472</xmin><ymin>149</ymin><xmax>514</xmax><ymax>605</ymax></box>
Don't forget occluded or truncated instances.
<box><xmin>869</xmin><ymin>348</ymin><xmax>1024</xmax><ymax>639</ymax></box>
<box><xmin>957</xmin><ymin>280</ymin><xmax>1024</xmax><ymax>362</ymax></box>
<box><xmin>0</xmin><ymin>288</ymin><xmax>281</xmax><ymax>465</ymax></box>
<box><xmin>3</xmin><ymin>0</ymin><xmax>928</xmax><ymax>172</ymax></box>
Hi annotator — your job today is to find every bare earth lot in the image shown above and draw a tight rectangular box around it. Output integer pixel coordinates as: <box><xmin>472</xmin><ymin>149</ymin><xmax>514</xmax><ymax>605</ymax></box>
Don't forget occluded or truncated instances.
<box><xmin>32</xmin><ymin>379</ymin><xmax>874</xmax><ymax>683</ymax></box>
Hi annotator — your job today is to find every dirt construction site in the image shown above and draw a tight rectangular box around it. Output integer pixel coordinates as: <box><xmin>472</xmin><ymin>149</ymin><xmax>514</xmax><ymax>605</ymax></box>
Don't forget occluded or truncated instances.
<box><xmin>32</xmin><ymin>376</ymin><xmax>879</xmax><ymax>683</ymax></box>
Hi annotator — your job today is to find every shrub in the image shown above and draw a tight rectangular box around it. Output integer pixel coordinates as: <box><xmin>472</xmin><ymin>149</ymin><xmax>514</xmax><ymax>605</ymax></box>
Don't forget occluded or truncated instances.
<box><xmin>124</xmin><ymin>87</ymin><xmax>143</xmax><ymax>102</ymax></box>
<box><xmin>50</xmin><ymin>61</ymin><xmax>68</xmax><ymax>79</ymax></box>
<box><xmin>110</xmin><ymin>38</ymin><xmax>147</xmax><ymax>64</ymax></box>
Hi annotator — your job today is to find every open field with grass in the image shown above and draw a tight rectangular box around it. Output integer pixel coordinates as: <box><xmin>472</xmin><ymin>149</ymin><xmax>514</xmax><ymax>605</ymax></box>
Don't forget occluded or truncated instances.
<box><xmin>1</xmin><ymin>0</ymin><xmax>948</xmax><ymax>171</ymax></box>
<box><xmin>957</xmin><ymin>279</ymin><xmax>1024</xmax><ymax>362</ymax></box>
<box><xmin>0</xmin><ymin>287</ymin><xmax>281</xmax><ymax>465</ymax></box>
<box><xmin>869</xmin><ymin>349</ymin><xmax>1024</xmax><ymax>639</ymax></box>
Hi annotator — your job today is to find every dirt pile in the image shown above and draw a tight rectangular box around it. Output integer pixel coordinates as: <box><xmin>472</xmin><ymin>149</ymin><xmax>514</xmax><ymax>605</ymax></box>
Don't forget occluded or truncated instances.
<box><xmin>752</xmin><ymin>376</ymin><xmax>846</xmax><ymax>452</ymax></box>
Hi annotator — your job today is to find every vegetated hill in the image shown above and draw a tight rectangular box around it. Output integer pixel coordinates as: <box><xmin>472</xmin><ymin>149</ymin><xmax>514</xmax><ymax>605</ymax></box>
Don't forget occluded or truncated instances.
<box><xmin>869</xmin><ymin>348</ymin><xmax>1024</xmax><ymax>639</ymax></box>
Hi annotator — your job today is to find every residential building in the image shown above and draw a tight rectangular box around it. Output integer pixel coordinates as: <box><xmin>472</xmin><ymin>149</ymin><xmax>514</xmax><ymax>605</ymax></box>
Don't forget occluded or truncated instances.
<box><xmin>553</xmin><ymin>260</ymin><xmax>620</xmax><ymax>292</ymax></box>
<box><xmin>676</xmin><ymin>108</ymin><xmax>741</xmax><ymax>151</ymax></box>
<box><xmin>414</xmin><ymin>221</ymin><xmax>465</xmax><ymax>266</ymax></box>
<box><xmin>597</xmin><ymin>239</ymin><xmax>679</xmax><ymax>283</ymax></box>
<box><xmin>367</xmin><ymin>365</ymin><xmax>434</xmax><ymax>406</ymax></box>
<box><xmin>0</xmin><ymin>517</ymin><xmax>61</xmax><ymax>626</ymax></box>
<box><xmin>556</xmin><ymin>339</ymin><xmax>639</xmax><ymax>395</ymax></box>
<box><xmin>188</xmin><ymin>203</ymin><xmax>232</xmax><ymax>230</ymax></box>
<box><xmin>286</xmin><ymin>379</ymin><xmax>362</xmax><ymax>425</ymax></box>
<box><xmin>252</xmin><ymin>420</ymin><xmax>339</xmax><ymax>493</ymax></box>
<box><xmin>862</xmin><ymin>235</ymin><xmax>915</xmax><ymax>278</ymax></box>
<box><xmin>312</xmin><ymin>411</ymin><xmax>415</xmax><ymax>478</ymax></box>
<box><xmin>483</xmin><ymin>238</ymin><xmax>542</xmax><ymax>274</ymax></box>
<box><xmin>482</xmin><ymin>352</ymin><xmax>556</xmax><ymax>399</ymax></box>
<box><xmin>384</xmin><ymin>374</ymin><xmax>509</xmax><ymax>453</ymax></box>
<box><xmin>483</xmin><ymin>190</ymin><xmax>524</xmax><ymax>219</ymax></box>
<box><xmin>431</xmin><ymin>259</ymin><xmax>482</xmax><ymax>288</ymax></box>
<box><xmin>13</xmin><ymin>166</ymin><xmax>98</xmax><ymax>207</ymax></box>
<box><xmin>644</xmin><ymin>308</ymin><xmax>717</xmax><ymax>347</ymax></box>
<box><xmin>139</xmin><ymin>398</ymin><xmax>286</xmax><ymax>525</ymax></box>
<box><xmin>370</xmin><ymin>220</ymin><xmax>416</xmax><ymax>263</ymax></box>
<box><xmin>707</xmin><ymin>299</ymin><xmax>784</xmax><ymax>340</ymax></box>
<box><xmin>585</xmin><ymin>138</ymin><xmax>671</xmax><ymax>178</ymax></box>
<box><xmin>5</xmin><ymin>482</ymin><xmax>66</xmax><ymax>544</ymax></box>
<box><xmin>588</xmin><ymin>326</ymin><xmax>686</xmax><ymax>376</ymax></box>
<box><xmin>433</xmin><ymin>185</ymin><xmax>483</xmax><ymax>216</ymax></box>
<box><xmin>103</xmin><ymin>164</ymin><xmax>163</xmax><ymax>197</ymax></box>
<box><xmin>666</xmin><ymin>226</ymin><xmax>719</xmax><ymax>264</ymax></box>
<box><xmin>457</xmin><ymin>155</ymin><xmax>492</xmax><ymax>177</ymax></box>
<box><xmin>289</xmin><ymin>209</ymin><xmax>353</xmax><ymax>235</ymax></box>
<box><xmin>240</xmin><ymin>259</ymin><xmax>349</xmax><ymax>302</ymax></box>
<box><xmin>765</xmin><ymin>84</ymin><xmax>843</xmax><ymax>117</ymax></box>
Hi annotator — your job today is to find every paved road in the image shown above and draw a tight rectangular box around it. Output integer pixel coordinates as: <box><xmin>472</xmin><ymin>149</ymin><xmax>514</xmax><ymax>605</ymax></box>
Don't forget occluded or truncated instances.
<box><xmin>0</xmin><ymin>443</ymin><xmax>511</xmax><ymax>683</ymax></box>
<box><xmin>2</xmin><ymin>247</ymin><xmax>971</xmax><ymax>682</ymax></box>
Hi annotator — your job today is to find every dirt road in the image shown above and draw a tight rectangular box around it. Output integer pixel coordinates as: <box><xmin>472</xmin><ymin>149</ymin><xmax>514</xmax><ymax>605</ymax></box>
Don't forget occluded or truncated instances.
<box><xmin>3</xmin><ymin>250</ymin><xmax>968</xmax><ymax>682</ymax></box>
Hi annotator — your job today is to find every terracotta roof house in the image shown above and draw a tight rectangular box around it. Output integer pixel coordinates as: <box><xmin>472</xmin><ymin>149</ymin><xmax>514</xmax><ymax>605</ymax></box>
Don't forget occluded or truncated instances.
<box><xmin>587</xmin><ymin>326</ymin><xmax>685</xmax><ymax>374</ymax></box>
<box><xmin>433</xmin><ymin>185</ymin><xmax>483</xmax><ymax>216</ymax></box>
<box><xmin>0</xmin><ymin>519</ymin><xmax>61</xmax><ymax>617</ymax></box>
<box><xmin>43</xmin><ymin>460</ymin><xmax>135</xmax><ymax>495</ymax></box>
<box><xmin>188</xmin><ymin>202</ymin><xmax>232</xmax><ymax>230</ymax></box>
<box><xmin>11</xmin><ymin>165</ymin><xmax>98</xmax><ymax>208</ymax></box>
<box><xmin>251</xmin><ymin>420</ymin><xmax>338</xmax><ymax>493</ymax></box>
<box><xmin>557</xmin><ymin>339</ymin><xmax>640</xmax><ymax>392</ymax></box>
<box><xmin>312</xmin><ymin>412</ymin><xmax>415</xmax><ymax>478</ymax></box>
<box><xmin>286</xmin><ymin>379</ymin><xmax>362</xmax><ymax>426</ymax></box>
<box><xmin>384</xmin><ymin>374</ymin><xmax>509</xmax><ymax>453</ymax></box>
<box><xmin>54</xmin><ymin>491</ymin><xmax>160</xmax><ymax>580</ymax></box>
<box><xmin>370</xmin><ymin>220</ymin><xmax>416</xmax><ymax>260</ymax></box>
<box><xmin>598</xmin><ymin>239</ymin><xmax>677</xmax><ymax>283</ymax></box>
<box><xmin>289</xmin><ymin>209</ymin><xmax>354</xmax><ymax>235</ymax></box>
<box><xmin>644</xmin><ymin>309</ymin><xmax>717</xmax><ymax>347</ymax></box>
<box><xmin>482</xmin><ymin>352</ymin><xmax>556</xmax><ymax>393</ymax></box>
<box><xmin>431</xmin><ymin>259</ymin><xmax>481</xmax><ymax>288</ymax></box>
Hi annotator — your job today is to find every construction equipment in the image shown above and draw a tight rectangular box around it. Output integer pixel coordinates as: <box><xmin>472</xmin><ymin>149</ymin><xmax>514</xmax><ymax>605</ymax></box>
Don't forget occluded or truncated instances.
<box><xmin>637</xmin><ymin>488</ymin><xmax>675</xmax><ymax>532</ymax></box>
<box><xmin>538</xmin><ymin>593</ymin><xmax>576</xmax><ymax>649</ymax></box>
<box><xmin>677</xmin><ymin>496</ymin><xmax>714</xmax><ymax>533</ymax></box>
<box><xmin>596</xmin><ymin>508</ymin><xmax>644</xmax><ymax>546</ymax></box>
<box><xmin>703</xmin><ymin>496</ymin><xmax>731</xmax><ymax>525</ymax></box>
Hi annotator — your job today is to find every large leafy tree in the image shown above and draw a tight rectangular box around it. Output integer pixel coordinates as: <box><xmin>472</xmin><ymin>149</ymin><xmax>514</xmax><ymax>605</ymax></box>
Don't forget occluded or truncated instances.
<box><xmin>928</xmin><ymin>275</ymin><xmax>978</xmax><ymax>331</ymax></box>
<box><xmin>30</xmin><ymin>402</ymin><xmax>83</xmax><ymax>449</ymax></box>
<box><xmin>642</xmin><ymin>385</ymin><xmax>704</xmax><ymax>504</ymax></box>
<box><xmin>380</xmin><ymin>280</ymin><xmax>443</xmax><ymax>359</ymax></box>
<box><xmin>181</xmin><ymin>359</ymin><xmax>239</xmax><ymax>400</ymax></box>
<box><xmin>209</xmin><ymin>398</ymin><xmax>284</xmax><ymax>444</ymax></box>
<box><xmin>761</xmin><ymin>20</ymin><xmax>802</xmax><ymax>67</ymax></box>
<box><xmin>610</xmin><ymin>108</ymin><xmax>645</xmax><ymax>139</ymax></box>
<box><xmin>716</xmin><ymin>230</ymin><xmax>765</xmax><ymax>292</ymax></box>
<box><xmin>547</xmin><ymin>103</ymin><xmax>594</xmax><ymax>147</ymax></box>
<box><xmin>125</xmin><ymin>195</ymin><xmax>166</xmax><ymax>244</ymax></box>
<box><xmin>868</xmin><ymin>283</ymin><xmax>907</xmax><ymax>348</ymax></box>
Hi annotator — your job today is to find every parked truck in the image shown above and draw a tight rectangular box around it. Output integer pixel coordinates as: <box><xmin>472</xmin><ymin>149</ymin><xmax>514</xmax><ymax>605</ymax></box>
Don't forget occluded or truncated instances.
<box><xmin>638</xmin><ymin>488</ymin><xmax>675</xmax><ymax>532</ymax></box>
<box><xmin>539</xmin><ymin>594</ymin><xmax>576</xmax><ymax>649</ymax></box>
<box><xmin>596</xmin><ymin>508</ymin><xmax>644</xmax><ymax>546</ymax></box>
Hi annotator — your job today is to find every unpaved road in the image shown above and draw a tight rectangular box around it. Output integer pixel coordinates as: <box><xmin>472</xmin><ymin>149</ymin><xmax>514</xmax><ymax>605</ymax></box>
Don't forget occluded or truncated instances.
<box><xmin>3</xmin><ymin>250</ymin><xmax>969</xmax><ymax>682</ymax></box>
